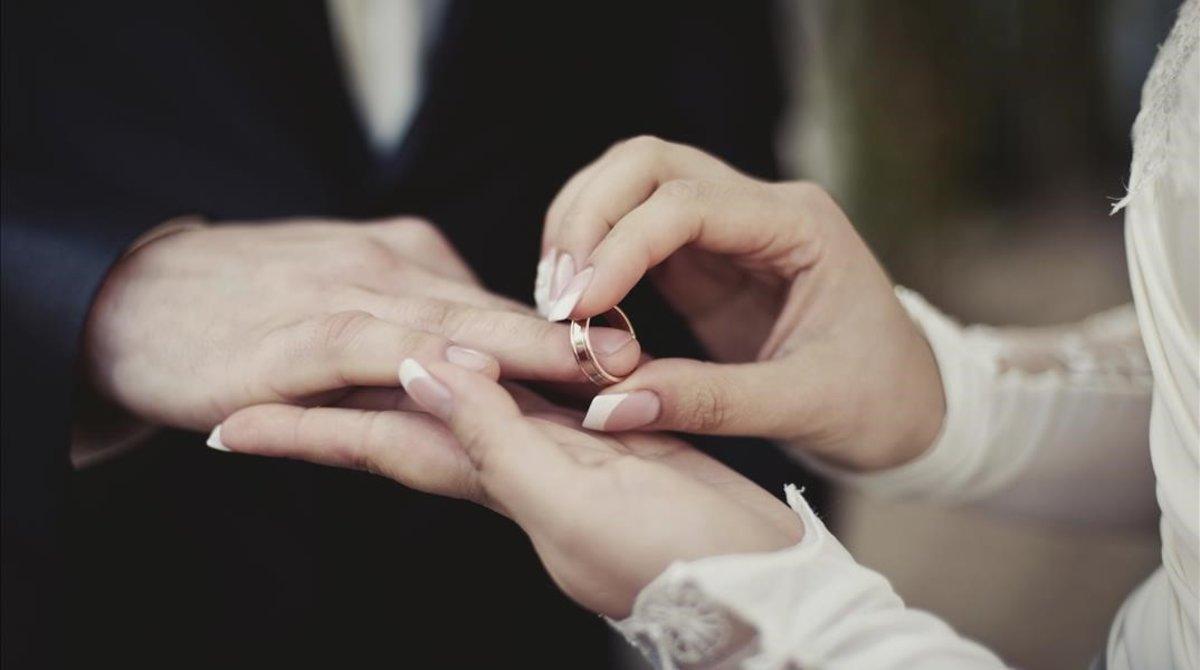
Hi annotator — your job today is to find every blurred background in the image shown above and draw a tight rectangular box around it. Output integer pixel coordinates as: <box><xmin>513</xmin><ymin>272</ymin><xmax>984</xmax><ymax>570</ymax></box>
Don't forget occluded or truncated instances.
<box><xmin>778</xmin><ymin>2</ymin><xmax>1170</xmax><ymax>668</ymax></box>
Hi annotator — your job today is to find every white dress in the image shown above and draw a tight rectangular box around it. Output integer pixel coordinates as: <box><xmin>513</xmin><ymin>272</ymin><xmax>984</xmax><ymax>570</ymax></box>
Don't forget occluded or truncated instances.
<box><xmin>613</xmin><ymin>1</ymin><xmax>1199</xmax><ymax>668</ymax></box>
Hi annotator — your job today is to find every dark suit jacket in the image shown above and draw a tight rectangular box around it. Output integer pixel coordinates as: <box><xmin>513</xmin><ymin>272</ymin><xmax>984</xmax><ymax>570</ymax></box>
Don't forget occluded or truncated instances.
<box><xmin>2</xmin><ymin>2</ymin><xmax>823</xmax><ymax>667</ymax></box>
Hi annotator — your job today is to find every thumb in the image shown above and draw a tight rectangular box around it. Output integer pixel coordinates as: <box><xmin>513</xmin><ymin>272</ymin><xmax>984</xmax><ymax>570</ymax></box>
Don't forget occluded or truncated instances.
<box><xmin>398</xmin><ymin>358</ymin><xmax>573</xmax><ymax>517</ymax></box>
<box><xmin>581</xmin><ymin>358</ymin><xmax>812</xmax><ymax>438</ymax></box>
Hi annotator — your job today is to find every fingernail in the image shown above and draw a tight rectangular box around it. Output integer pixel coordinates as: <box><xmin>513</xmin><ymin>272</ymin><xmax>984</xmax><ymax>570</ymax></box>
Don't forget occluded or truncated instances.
<box><xmin>206</xmin><ymin>425</ymin><xmax>230</xmax><ymax>452</ymax></box>
<box><xmin>546</xmin><ymin>266</ymin><xmax>594</xmax><ymax>322</ymax></box>
<box><xmin>582</xmin><ymin>390</ymin><xmax>660</xmax><ymax>431</ymax></box>
<box><xmin>588</xmin><ymin>326</ymin><xmax>636</xmax><ymax>356</ymax></box>
<box><xmin>534</xmin><ymin>248</ymin><xmax>558</xmax><ymax>316</ymax></box>
<box><xmin>445</xmin><ymin>345</ymin><xmax>494</xmax><ymax>372</ymax></box>
<box><xmin>550</xmin><ymin>253</ymin><xmax>575</xmax><ymax>302</ymax></box>
<box><xmin>399</xmin><ymin>358</ymin><xmax>453</xmax><ymax>420</ymax></box>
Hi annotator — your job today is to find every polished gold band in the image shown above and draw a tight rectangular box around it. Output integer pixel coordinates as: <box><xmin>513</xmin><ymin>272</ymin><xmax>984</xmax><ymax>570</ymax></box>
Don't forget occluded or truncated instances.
<box><xmin>569</xmin><ymin>306</ymin><xmax>636</xmax><ymax>386</ymax></box>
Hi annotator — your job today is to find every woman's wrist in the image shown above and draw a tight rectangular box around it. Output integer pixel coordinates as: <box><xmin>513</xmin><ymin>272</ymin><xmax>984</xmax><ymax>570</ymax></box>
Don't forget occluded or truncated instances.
<box><xmin>794</xmin><ymin>313</ymin><xmax>947</xmax><ymax>474</ymax></box>
<box><xmin>877</xmin><ymin>330</ymin><xmax>947</xmax><ymax>470</ymax></box>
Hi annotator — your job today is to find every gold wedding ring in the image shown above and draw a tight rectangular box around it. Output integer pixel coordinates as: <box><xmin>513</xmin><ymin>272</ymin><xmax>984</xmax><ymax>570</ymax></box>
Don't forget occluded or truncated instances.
<box><xmin>570</xmin><ymin>306</ymin><xmax>636</xmax><ymax>386</ymax></box>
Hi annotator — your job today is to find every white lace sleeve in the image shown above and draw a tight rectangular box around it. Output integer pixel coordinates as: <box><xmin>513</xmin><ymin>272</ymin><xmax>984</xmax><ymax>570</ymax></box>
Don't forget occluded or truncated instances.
<box><xmin>611</xmin><ymin>485</ymin><xmax>1009</xmax><ymax>669</ymax></box>
<box><xmin>794</xmin><ymin>287</ymin><xmax>1156</xmax><ymax>527</ymax></box>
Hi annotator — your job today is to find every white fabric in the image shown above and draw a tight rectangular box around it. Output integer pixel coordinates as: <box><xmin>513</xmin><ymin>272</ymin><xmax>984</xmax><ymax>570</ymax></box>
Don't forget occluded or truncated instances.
<box><xmin>327</xmin><ymin>0</ymin><xmax>440</xmax><ymax>155</ymax></box>
<box><xmin>616</xmin><ymin>2</ymin><xmax>1199</xmax><ymax>668</ymax></box>
<box><xmin>612</xmin><ymin>486</ymin><xmax>1007</xmax><ymax>669</ymax></box>
<box><xmin>808</xmin><ymin>290</ymin><xmax>1158</xmax><ymax>529</ymax></box>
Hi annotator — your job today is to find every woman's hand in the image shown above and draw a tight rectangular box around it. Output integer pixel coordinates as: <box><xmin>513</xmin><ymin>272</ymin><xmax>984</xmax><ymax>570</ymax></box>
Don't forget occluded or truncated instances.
<box><xmin>84</xmin><ymin>217</ymin><xmax>641</xmax><ymax>432</ymax></box>
<box><xmin>213</xmin><ymin>361</ymin><xmax>801</xmax><ymax>619</ymax></box>
<box><xmin>536</xmin><ymin>136</ymin><xmax>944</xmax><ymax>471</ymax></box>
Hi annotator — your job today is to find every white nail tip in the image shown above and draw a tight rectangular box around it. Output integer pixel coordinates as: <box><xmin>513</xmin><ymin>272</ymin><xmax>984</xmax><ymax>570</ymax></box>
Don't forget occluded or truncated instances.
<box><xmin>582</xmin><ymin>393</ymin><xmax>628</xmax><ymax>430</ymax></box>
<box><xmin>546</xmin><ymin>291</ymin><xmax>581</xmax><ymax>322</ymax></box>
<box><xmin>546</xmin><ymin>267</ymin><xmax>593</xmax><ymax>322</ymax></box>
<box><xmin>399</xmin><ymin>358</ymin><xmax>431</xmax><ymax>387</ymax></box>
<box><xmin>206</xmin><ymin>425</ymin><xmax>230</xmax><ymax>452</ymax></box>
<box><xmin>551</xmin><ymin>253</ymin><xmax>575</xmax><ymax>301</ymax></box>
<box><xmin>534</xmin><ymin>249</ymin><xmax>557</xmax><ymax>315</ymax></box>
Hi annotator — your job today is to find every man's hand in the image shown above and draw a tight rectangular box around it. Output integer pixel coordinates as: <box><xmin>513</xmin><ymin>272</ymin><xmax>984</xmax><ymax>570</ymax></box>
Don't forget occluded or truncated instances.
<box><xmin>83</xmin><ymin>217</ymin><xmax>641</xmax><ymax>431</ymax></box>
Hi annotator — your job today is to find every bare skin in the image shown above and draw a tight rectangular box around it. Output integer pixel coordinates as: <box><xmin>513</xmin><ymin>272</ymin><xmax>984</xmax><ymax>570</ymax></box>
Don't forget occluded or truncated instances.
<box><xmin>84</xmin><ymin>217</ymin><xmax>642</xmax><ymax>432</ymax></box>
<box><xmin>540</xmin><ymin>136</ymin><xmax>946</xmax><ymax>471</ymax></box>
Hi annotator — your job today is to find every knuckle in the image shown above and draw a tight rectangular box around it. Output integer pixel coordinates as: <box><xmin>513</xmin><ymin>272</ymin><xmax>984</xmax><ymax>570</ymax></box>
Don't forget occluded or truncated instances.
<box><xmin>558</xmin><ymin>201</ymin><xmax>588</xmax><ymax>235</ymax></box>
<box><xmin>350</xmin><ymin>411</ymin><xmax>385</xmax><ymax>476</ymax></box>
<box><xmin>679</xmin><ymin>375</ymin><xmax>729</xmax><ymax>432</ymax></box>
<box><xmin>621</xmin><ymin>134</ymin><xmax>665</xmax><ymax>156</ymax></box>
<box><xmin>788</xmin><ymin>180</ymin><xmax>833</xmax><ymax>207</ymax></box>
<box><xmin>520</xmin><ymin>317</ymin><xmax>562</xmax><ymax>359</ymax></box>
<box><xmin>385</xmin><ymin>215</ymin><xmax>434</xmax><ymax>232</ymax></box>
<box><xmin>396</xmin><ymin>217</ymin><xmax>446</xmax><ymax>245</ymax></box>
<box><xmin>316</xmin><ymin>310</ymin><xmax>375</xmax><ymax>355</ymax></box>
<box><xmin>657</xmin><ymin>178</ymin><xmax>705</xmax><ymax>203</ymax></box>
<box><xmin>405</xmin><ymin>298</ymin><xmax>461</xmax><ymax>336</ymax></box>
<box><xmin>396</xmin><ymin>327</ymin><xmax>447</xmax><ymax>358</ymax></box>
<box><xmin>342</xmin><ymin>237</ymin><xmax>397</xmax><ymax>273</ymax></box>
<box><xmin>782</xmin><ymin>180</ymin><xmax>841</xmax><ymax>241</ymax></box>
<box><xmin>625</xmin><ymin>138</ymin><xmax>670</xmax><ymax>173</ymax></box>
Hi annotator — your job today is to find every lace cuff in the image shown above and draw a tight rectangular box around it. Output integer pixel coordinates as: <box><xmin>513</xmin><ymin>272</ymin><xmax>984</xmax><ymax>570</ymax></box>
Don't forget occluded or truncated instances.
<box><xmin>611</xmin><ymin>485</ymin><xmax>1007</xmax><ymax>669</ymax></box>
<box><xmin>609</xmin><ymin>578</ymin><xmax>743</xmax><ymax>669</ymax></box>
<box><xmin>609</xmin><ymin>486</ymin><xmax>828</xmax><ymax>670</ymax></box>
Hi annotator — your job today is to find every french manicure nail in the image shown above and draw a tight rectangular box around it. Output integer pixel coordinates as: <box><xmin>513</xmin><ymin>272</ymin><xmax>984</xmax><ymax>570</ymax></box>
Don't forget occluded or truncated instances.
<box><xmin>206</xmin><ymin>425</ymin><xmax>230</xmax><ymax>452</ymax></box>
<box><xmin>550</xmin><ymin>253</ymin><xmax>575</xmax><ymax>302</ymax></box>
<box><xmin>582</xmin><ymin>390</ymin><xmax>661</xmax><ymax>431</ymax></box>
<box><xmin>587</xmin><ymin>326</ymin><xmax>635</xmax><ymax>356</ymax></box>
<box><xmin>534</xmin><ymin>248</ymin><xmax>558</xmax><ymax>316</ymax></box>
<box><xmin>546</xmin><ymin>266</ymin><xmax>594</xmax><ymax>322</ymax></box>
<box><xmin>399</xmin><ymin>359</ymin><xmax>453</xmax><ymax>420</ymax></box>
<box><xmin>445</xmin><ymin>345</ymin><xmax>493</xmax><ymax>372</ymax></box>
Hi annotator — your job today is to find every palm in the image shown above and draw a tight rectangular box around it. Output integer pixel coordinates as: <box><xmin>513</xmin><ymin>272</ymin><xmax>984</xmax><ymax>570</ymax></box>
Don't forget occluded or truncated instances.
<box><xmin>222</xmin><ymin>366</ymin><xmax>803</xmax><ymax>620</ymax></box>
<box><xmin>504</xmin><ymin>410</ymin><xmax>801</xmax><ymax>618</ymax></box>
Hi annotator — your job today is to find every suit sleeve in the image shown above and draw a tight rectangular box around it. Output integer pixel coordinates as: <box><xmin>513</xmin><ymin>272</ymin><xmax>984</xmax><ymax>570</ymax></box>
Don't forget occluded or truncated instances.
<box><xmin>1</xmin><ymin>168</ymin><xmax>174</xmax><ymax>666</ymax></box>
<box><xmin>1</xmin><ymin>6</ymin><xmax>175</xmax><ymax>658</ymax></box>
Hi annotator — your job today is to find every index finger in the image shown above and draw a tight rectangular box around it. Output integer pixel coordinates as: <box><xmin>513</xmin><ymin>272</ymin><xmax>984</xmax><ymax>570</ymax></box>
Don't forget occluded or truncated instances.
<box><xmin>401</xmin><ymin>359</ymin><xmax>576</xmax><ymax>525</ymax></box>
<box><xmin>551</xmin><ymin>137</ymin><xmax>738</xmax><ymax>267</ymax></box>
<box><xmin>359</xmin><ymin>297</ymin><xmax>643</xmax><ymax>383</ymax></box>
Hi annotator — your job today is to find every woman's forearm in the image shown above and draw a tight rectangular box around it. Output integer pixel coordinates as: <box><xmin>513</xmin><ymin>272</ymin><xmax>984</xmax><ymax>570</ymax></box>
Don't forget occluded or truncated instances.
<box><xmin>795</xmin><ymin>290</ymin><xmax>1157</xmax><ymax>528</ymax></box>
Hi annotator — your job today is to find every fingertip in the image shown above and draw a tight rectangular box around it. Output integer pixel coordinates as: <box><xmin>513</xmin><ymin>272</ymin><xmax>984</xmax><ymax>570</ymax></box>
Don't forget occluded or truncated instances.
<box><xmin>206</xmin><ymin>424</ymin><xmax>230</xmax><ymax>452</ymax></box>
<box><xmin>424</xmin><ymin>359</ymin><xmax>519</xmax><ymax>413</ymax></box>
<box><xmin>545</xmin><ymin>265</ymin><xmax>592</xmax><ymax>322</ymax></box>
<box><xmin>589</xmin><ymin>327</ymin><xmax>642</xmax><ymax>376</ymax></box>
<box><xmin>571</xmin><ymin>255</ymin><xmax>639</xmax><ymax>320</ymax></box>
<box><xmin>605</xmin><ymin>358</ymin><xmax>786</xmax><ymax>437</ymax></box>
<box><xmin>215</xmin><ymin>404</ymin><xmax>295</xmax><ymax>456</ymax></box>
<box><xmin>572</xmin><ymin>287</ymin><xmax>619</xmax><ymax>320</ymax></box>
<box><xmin>582</xmin><ymin>389</ymin><xmax>661</xmax><ymax>432</ymax></box>
<box><xmin>533</xmin><ymin>247</ymin><xmax>559</xmax><ymax>316</ymax></box>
